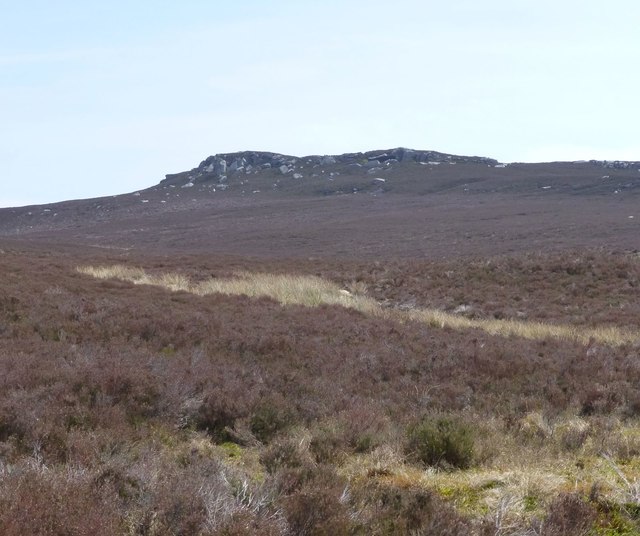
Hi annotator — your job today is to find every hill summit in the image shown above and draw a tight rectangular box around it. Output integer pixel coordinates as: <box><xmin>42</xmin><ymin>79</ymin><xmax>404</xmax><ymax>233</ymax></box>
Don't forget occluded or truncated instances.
<box><xmin>161</xmin><ymin>148</ymin><xmax>498</xmax><ymax>190</ymax></box>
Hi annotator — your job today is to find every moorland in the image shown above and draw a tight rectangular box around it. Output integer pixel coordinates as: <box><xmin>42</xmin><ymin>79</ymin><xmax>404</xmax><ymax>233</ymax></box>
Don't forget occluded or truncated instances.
<box><xmin>1</xmin><ymin>149</ymin><xmax>640</xmax><ymax>535</ymax></box>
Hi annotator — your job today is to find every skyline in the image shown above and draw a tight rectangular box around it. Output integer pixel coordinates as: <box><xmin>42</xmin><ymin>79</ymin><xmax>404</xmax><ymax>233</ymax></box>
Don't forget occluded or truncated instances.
<box><xmin>2</xmin><ymin>1</ymin><xmax>640</xmax><ymax>207</ymax></box>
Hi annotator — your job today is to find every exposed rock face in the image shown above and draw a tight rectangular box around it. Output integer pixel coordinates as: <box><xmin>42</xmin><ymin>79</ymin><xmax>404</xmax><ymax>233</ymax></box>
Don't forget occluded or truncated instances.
<box><xmin>205</xmin><ymin>158</ymin><xmax>227</xmax><ymax>175</ymax></box>
<box><xmin>160</xmin><ymin>148</ymin><xmax>501</xmax><ymax>186</ymax></box>
<box><xmin>320</xmin><ymin>156</ymin><xmax>337</xmax><ymax>165</ymax></box>
<box><xmin>600</xmin><ymin>160</ymin><xmax>638</xmax><ymax>170</ymax></box>
<box><xmin>157</xmin><ymin>148</ymin><xmax>640</xmax><ymax>201</ymax></box>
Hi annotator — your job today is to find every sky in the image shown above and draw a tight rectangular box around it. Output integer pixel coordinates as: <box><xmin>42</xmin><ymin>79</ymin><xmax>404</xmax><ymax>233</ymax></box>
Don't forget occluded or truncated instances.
<box><xmin>1</xmin><ymin>0</ymin><xmax>639</xmax><ymax>207</ymax></box>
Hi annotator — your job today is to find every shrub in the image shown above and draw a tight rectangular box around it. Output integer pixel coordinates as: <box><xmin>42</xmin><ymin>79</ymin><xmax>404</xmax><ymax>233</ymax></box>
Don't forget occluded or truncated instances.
<box><xmin>407</xmin><ymin>416</ymin><xmax>475</xmax><ymax>469</ymax></box>
<box><xmin>249</xmin><ymin>397</ymin><xmax>294</xmax><ymax>443</ymax></box>
<box><xmin>355</xmin><ymin>483</ymin><xmax>473</xmax><ymax>535</ymax></box>
<box><xmin>0</xmin><ymin>405</ymin><xmax>23</xmax><ymax>442</ymax></box>
<box><xmin>260</xmin><ymin>437</ymin><xmax>308</xmax><ymax>474</ymax></box>
<box><xmin>0</xmin><ymin>470</ymin><xmax>121</xmax><ymax>535</ymax></box>
<box><xmin>338</xmin><ymin>404</ymin><xmax>387</xmax><ymax>454</ymax></box>
<box><xmin>309</xmin><ymin>422</ymin><xmax>347</xmax><ymax>464</ymax></box>
<box><xmin>279</xmin><ymin>466</ymin><xmax>351</xmax><ymax>536</ymax></box>
<box><xmin>539</xmin><ymin>493</ymin><xmax>597</xmax><ymax>536</ymax></box>
<box><xmin>196</xmin><ymin>390</ymin><xmax>245</xmax><ymax>442</ymax></box>
<box><xmin>214</xmin><ymin>511</ymin><xmax>284</xmax><ymax>536</ymax></box>
<box><xmin>579</xmin><ymin>386</ymin><xmax>621</xmax><ymax>416</ymax></box>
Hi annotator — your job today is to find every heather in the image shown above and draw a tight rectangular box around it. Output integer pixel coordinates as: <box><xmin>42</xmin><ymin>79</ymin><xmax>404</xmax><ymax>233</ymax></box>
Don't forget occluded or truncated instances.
<box><xmin>1</xmin><ymin>248</ymin><xmax>640</xmax><ymax>534</ymax></box>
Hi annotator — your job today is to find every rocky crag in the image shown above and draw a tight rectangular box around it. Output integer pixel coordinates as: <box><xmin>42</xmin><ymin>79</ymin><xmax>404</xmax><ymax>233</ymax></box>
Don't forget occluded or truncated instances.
<box><xmin>160</xmin><ymin>148</ymin><xmax>499</xmax><ymax>188</ymax></box>
<box><xmin>159</xmin><ymin>148</ymin><xmax>640</xmax><ymax>198</ymax></box>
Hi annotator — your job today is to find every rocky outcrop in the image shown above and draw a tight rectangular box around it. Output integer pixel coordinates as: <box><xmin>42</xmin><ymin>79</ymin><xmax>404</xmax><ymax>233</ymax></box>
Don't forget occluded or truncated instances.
<box><xmin>592</xmin><ymin>160</ymin><xmax>640</xmax><ymax>170</ymax></box>
<box><xmin>160</xmin><ymin>148</ymin><xmax>500</xmax><ymax>186</ymax></box>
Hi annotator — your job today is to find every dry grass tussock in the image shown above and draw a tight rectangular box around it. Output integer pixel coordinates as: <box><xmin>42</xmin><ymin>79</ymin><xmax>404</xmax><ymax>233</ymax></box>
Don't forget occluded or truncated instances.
<box><xmin>402</xmin><ymin>308</ymin><xmax>638</xmax><ymax>346</ymax></box>
<box><xmin>338</xmin><ymin>415</ymin><xmax>640</xmax><ymax>531</ymax></box>
<box><xmin>77</xmin><ymin>264</ymin><xmax>373</xmax><ymax>309</ymax></box>
<box><xmin>77</xmin><ymin>264</ymin><xmax>639</xmax><ymax>346</ymax></box>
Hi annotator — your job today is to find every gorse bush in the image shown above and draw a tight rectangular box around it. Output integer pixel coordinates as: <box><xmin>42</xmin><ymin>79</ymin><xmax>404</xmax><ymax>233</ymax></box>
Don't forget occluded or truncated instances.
<box><xmin>407</xmin><ymin>416</ymin><xmax>475</xmax><ymax>469</ymax></box>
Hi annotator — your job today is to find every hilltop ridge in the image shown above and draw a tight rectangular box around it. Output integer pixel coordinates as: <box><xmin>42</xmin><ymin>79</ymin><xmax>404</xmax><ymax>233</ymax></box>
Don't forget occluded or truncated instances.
<box><xmin>160</xmin><ymin>148</ymin><xmax>499</xmax><ymax>195</ymax></box>
<box><xmin>0</xmin><ymin>147</ymin><xmax>638</xmax><ymax>258</ymax></box>
<box><xmin>162</xmin><ymin>147</ymin><xmax>498</xmax><ymax>185</ymax></box>
<box><xmin>157</xmin><ymin>147</ymin><xmax>640</xmax><ymax>198</ymax></box>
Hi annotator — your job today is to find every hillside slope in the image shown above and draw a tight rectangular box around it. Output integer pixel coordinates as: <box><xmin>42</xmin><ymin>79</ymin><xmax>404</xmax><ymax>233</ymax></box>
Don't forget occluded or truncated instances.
<box><xmin>1</xmin><ymin>149</ymin><xmax>639</xmax><ymax>258</ymax></box>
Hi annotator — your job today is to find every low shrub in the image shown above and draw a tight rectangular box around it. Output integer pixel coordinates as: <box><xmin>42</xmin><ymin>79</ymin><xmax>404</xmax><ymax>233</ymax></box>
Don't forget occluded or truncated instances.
<box><xmin>0</xmin><ymin>470</ymin><xmax>121</xmax><ymax>535</ymax></box>
<box><xmin>407</xmin><ymin>416</ymin><xmax>475</xmax><ymax>469</ymax></box>
<box><xmin>249</xmin><ymin>396</ymin><xmax>295</xmax><ymax>443</ymax></box>
<box><xmin>355</xmin><ymin>483</ymin><xmax>474</xmax><ymax>535</ymax></box>
<box><xmin>539</xmin><ymin>493</ymin><xmax>597</xmax><ymax>536</ymax></box>
<box><xmin>309</xmin><ymin>422</ymin><xmax>347</xmax><ymax>464</ymax></box>
<box><xmin>214</xmin><ymin>511</ymin><xmax>284</xmax><ymax>536</ymax></box>
<box><xmin>279</xmin><ymin>466</ymin><xmax>351</xmax><ymax>536</ymax></box>
<box><xmin>260</xmin><ymin>437</ymin><xmax>308</xmax><ymax>474</ymax></box>
<box><xmin>196</xmin><ymin>390</ymin><xmax>246</xmax><ymax>442</ymax></box>
<box><xmin>0</xmin><ymin>405</ymin><xmax>23</xmax><ymax>442</ymax></box>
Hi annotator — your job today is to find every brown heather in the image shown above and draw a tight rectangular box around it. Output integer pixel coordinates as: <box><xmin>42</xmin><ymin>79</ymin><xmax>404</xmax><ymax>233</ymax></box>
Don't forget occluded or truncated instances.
<box><xmin>1</xmin><ymin>248</ymin><xmax>640</xmax><ymax>534</ymax></box>
<box><xmin>77</xmin><ymin>263</ymin><xmax>640</xmax><ymax>346</ymax></box>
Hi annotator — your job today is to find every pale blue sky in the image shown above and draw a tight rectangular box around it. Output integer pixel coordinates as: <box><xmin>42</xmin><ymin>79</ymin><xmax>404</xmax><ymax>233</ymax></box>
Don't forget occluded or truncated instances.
<box><xmin>2</xmin><ymin>1</ymin><xmax>639</xmax><ymax>207</ymax></box>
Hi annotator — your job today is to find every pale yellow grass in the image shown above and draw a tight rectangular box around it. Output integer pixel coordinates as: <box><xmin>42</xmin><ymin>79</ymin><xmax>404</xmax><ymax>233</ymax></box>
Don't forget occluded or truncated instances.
<box><xmin>76</xmin><ymin>265</ymin><xmax>378</xmax><ymax>311</ymax></box>
<box><xmin>76</xmin><ymin>265</ymin><xmax>639</xmax><ymax>346</ymax></box>
<box><xmin>342</xmin><ymin>454</ymin><xmax>574</xmax><ymax>528</ymax></box>
<box><xmin>401</xmin><ymin>308</ymin><xmax>638</xmax><ymax>346</ymax></box>
<box><xmin>338</xmin><ymin>419</ymin><xmax>640</xmax><ymax>528</ymax></box>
